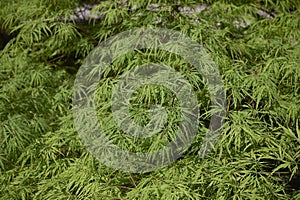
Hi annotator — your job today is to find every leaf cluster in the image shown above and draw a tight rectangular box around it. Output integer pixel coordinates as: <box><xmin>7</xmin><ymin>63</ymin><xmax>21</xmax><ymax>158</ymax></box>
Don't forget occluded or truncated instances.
<box><xmin>0</xmin><ymin>0</ymin><xmax>300</xmax><ymax>199</ymax></box>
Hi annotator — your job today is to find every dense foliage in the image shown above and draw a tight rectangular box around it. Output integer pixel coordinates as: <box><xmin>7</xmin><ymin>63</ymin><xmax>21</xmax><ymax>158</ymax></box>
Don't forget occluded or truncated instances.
<box><xmin>0</xmin><ymin>0</ymin><xmax>300</xmax><ymax>199</ymax></box>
